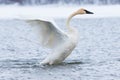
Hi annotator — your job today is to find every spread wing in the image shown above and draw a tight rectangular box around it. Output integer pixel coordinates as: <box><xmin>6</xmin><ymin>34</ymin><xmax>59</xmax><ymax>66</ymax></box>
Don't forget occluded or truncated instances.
<box><xmin>25</xmin><ymin>19</ymin><xmax>68</xmax><ymax>49</ymax></box>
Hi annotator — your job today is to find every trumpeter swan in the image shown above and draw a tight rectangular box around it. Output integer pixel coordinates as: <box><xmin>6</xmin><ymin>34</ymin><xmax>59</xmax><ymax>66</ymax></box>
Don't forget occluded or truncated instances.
<box><xmin>26</xmin><ymin>8</ymin><xmax>93</xmax><ymax>65</ymax></box>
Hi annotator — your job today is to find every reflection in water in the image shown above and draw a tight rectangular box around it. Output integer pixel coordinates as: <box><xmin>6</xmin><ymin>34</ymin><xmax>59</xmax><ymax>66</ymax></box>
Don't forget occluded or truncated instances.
<box><xmin>0</xmin><ymin>59</ymin><xmax>85</xmax><ymax>68</ymax></box>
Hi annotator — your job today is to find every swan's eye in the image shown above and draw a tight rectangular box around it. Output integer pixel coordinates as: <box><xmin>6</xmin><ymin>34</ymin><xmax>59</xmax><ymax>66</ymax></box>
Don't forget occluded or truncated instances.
<box><xmin>84</xmin><ymin>10</ymin><xmax>94</xmax><ymax>14</ymax></box>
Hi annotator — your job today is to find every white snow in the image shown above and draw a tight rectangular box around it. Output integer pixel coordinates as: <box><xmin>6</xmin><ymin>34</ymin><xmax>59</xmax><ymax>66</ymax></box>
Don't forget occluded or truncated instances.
<box><xmin>0</xmin><ymin>5</ymin><xmax>120</xmax><ymax>19</ymax></box>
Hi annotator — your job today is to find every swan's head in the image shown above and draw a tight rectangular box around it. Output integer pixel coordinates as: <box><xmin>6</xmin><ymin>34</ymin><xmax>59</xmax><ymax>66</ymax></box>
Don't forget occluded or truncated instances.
<box><xmin>69</xmin><ymin>8</ymin><xmax>93</xmax><ymax>19</ymax></box>
<box><xmin>67</xmin><ymin>8</ymin><xmax>94</xmax><ymax>27</ymax></box>
<box><xmin>75</xmin><ymin>8</ymin><xmax>94</xmax><ymax>14</ymax></box>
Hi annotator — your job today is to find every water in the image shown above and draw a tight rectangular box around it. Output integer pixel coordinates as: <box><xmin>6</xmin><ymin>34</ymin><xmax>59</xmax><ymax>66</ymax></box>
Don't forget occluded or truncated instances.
<box><xmin>0</xmin><ymin>18</ymin><xmax>120</xmax><ymax>80</ymax></box>
<box><xmin>0</xmin><ymin>3</ymin><xmax>120</xmax><ymax>80</ymax></box>
<box><xmin>0</xmin><ymin>0</ymin><xmax>120</xmax><ymax>5</ymax></box>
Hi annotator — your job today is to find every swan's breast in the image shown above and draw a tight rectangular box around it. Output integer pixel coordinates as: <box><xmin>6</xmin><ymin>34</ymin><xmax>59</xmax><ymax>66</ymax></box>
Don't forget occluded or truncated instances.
<box><xmin>49</xmin><ymin>40</ymin><xmax>77</xmax><ymax>64</ymax></box>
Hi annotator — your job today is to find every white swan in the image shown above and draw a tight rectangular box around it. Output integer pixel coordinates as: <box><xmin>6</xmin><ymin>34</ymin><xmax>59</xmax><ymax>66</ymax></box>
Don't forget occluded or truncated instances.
<box><xmin>26</xmin><ymin>8</ymin><xmax>93</xmax><ymax>65</ymax></box>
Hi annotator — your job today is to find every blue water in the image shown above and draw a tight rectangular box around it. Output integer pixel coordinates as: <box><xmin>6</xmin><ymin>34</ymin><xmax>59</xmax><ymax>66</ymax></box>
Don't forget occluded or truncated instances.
<box><xmin>0</xmin><ymin>18</ymin><xmax>120</xmax><ymax>80</ymax></box>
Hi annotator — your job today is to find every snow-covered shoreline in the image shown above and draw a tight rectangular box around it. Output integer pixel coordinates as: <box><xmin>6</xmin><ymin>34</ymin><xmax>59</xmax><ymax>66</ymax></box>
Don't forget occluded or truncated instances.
<box><xmin>0</xmin><ymin>5</ymin><xmax>120</xmax><ymax>19</ymax></box>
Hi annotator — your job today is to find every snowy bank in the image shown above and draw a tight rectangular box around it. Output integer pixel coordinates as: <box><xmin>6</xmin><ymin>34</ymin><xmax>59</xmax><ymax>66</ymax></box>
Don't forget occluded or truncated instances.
<box><xmin>0</xmin><ymin>5</ymin><xmax>120</xmax><ymax>19</ymax></box>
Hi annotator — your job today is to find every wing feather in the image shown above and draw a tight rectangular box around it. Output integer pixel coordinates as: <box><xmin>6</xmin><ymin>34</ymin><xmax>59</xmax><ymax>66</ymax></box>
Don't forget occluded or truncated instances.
<box><xmin>25</xmin><ymin>19</ymin><xmax>68</xmax><ymax>49</ymax></box>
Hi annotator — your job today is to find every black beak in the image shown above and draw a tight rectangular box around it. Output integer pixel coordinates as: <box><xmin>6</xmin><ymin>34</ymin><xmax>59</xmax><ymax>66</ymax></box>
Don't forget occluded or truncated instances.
<box><xmin>84</xmin><ymin>10</ymin><xmax>94</xmax><ymax>14</ymax></box>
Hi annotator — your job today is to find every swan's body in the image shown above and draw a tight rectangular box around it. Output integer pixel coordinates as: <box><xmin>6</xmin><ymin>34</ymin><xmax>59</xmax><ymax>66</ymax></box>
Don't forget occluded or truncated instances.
<box><xmin>26</xmin><ymin>8</ymin><xmax>93</xmax><ymax>65</ymax></box>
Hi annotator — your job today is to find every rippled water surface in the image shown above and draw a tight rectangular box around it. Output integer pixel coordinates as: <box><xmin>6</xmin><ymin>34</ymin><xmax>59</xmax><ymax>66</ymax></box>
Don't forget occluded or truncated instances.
<box><xmin>0</xmin><ymin>18</ymin><xmax>120</xmax><ymax>80</ymax></box>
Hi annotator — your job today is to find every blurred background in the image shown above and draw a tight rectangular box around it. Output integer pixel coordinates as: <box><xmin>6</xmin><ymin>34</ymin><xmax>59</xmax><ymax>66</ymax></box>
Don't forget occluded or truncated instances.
<box><xmin>0</xmin><ymin>0</ymin><xmax>120</xmax><ymax>19</ymax></box>
<box><xmin>0</xmin><ymin>0</ymin><xmax>120</xmax><ymax>6</ymax></box>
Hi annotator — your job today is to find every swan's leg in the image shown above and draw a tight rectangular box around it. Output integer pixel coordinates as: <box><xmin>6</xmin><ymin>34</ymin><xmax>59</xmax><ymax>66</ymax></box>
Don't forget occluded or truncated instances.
<box><xmin>40</xmin><ymin>59</ymin><xmax>49</xmax><ymax>65</ymax></box>
<box><xmin>39</xmin><ymin>52</ymin><xmax>50</xmax><ymax>65</ymax></box>
<box><xmin>49</xmin><ymin>61</ymin><xmax>54</xmax><ymax>65</ymax></box>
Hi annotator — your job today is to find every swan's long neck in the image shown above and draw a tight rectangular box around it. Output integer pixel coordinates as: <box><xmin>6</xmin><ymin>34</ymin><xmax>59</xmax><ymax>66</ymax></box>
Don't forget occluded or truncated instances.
<box><xmin>66</xmin><ymin>12</ymin><xmax>79</xmax><ymax>42</ymax></box>
<box><xmin>66</xmin><ymin>12</ymin><xmax>79</xmax><ymax>33</ymax></box>
<box><xmin>66</xmin><ymin>12</ymin><xmax>78</xmax><ymax>32</ymax></box>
